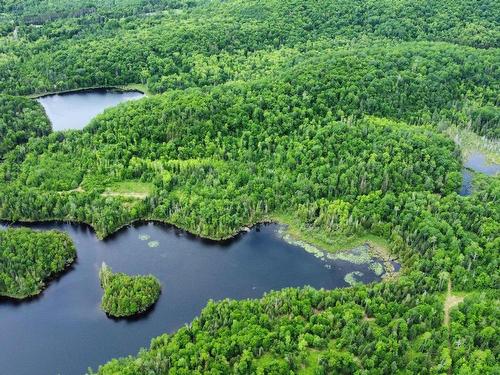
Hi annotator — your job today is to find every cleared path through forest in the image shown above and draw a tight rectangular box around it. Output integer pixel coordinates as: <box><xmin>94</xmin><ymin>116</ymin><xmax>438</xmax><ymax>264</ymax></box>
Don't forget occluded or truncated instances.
<box><xmin>444</xmin><ymin>279</ymin><xmax>464</xmax><ymax>326</ymax></box>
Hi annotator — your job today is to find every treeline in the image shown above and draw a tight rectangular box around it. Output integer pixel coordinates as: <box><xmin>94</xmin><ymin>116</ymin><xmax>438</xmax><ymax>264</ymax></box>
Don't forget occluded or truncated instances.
<box><xmin>99</xmin><ymin>263</ymin><xmax>161</xmax><ymax>317</ymax></box>
<box><xmin>91</xmin><ymin>282</ymin><xmax>499</xmax><ymax>374</ymax></box>
<box><xmin>1</xmin><ymin>0</ymin><xmax>202</xmax><ymax>25</ymax></box>
<box><xmin>0</xmin><ymin>227</ymin><xmax>76</xmax><ymax>298</ymax></box>
<box><xmin>1</xmin><ymin>0</ymin><xmax>498</xmax><ymax>93</ymax></box>
<box><xmin>0</xmin><ymin>95</ymin><xmax>51</xmax><ymax>159</ymax></box>
<box><xmin>449</xmin><ymin>290</ymin><xmax>499</xmax><ymax>373</ymax></box>
<box><xmin>0</xmin><ymin>0</ymin><xmax>498</xmax><ymax>372</ymax></box>
<box><xmin>2</xmin><ymin>0</ymin><xmax>498</xmax><ymax>137</ymax></box>
<box><xmin>1</xmin><ymin>42</ymin><xmax>497</xmax><ymax>138</ymax></box>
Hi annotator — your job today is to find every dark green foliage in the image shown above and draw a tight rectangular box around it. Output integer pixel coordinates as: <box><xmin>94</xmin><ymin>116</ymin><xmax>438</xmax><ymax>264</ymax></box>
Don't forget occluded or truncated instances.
<box><xmin>99</xmin><ymin>263</ymin><xmax>161</xmax><ymax>317</ymax></box>
<box><xmin>297</xmin><ymin>188</ymin><xmax>499</xmax><ymax>290</ymax></box>
<box><xmin>1</xmin><ymin>0</ymin><xmax>499</xmax><ymax>97</ymax></box>
<box><xmin>0</xmin><ymin>227</ymin><xmax>76</xmax><ymax>298</ymax></box>
<box><xmin>91</xmin><ymin>282</ymin><xmax>497</xmax><ymax>374</ymax></box>
<box><xmin>1</xmin><ymin>0</ymin><xmax>498</xmax><ymax>137</ymax></box>
<box><xmin>0</xmin><ymin>75</ymin><xmax>462</xmax><ymax>238</ymax></box>
<box><xmin>449</xmin><ymin>291</ymin><xmax>500</xmax><ymax>373</ymax></box>
<box><xmin>1</xmin><ymin>0</ymin><xmax>201</xmax><ymax>24</ymax></box>
<box><xmin>0</xmin><ymin>95</ymin><xmax>51</xmax><ymax>158</ymax></box>
<box><xmin>316</xmin><ymin>351</ymin><xmax>358</xmax><ymax>374</ymax></box>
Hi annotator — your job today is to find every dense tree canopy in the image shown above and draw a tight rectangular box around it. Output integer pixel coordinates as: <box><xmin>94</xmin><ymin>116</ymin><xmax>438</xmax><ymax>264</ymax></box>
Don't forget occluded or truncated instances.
<box><xmin>91</xmin><ymin>284</ymin><xmax>499</xmax><ymax>374</ymax></box>
<box><xmin>0</xmin><ymin>227</ymin><xmax>76</xmax><ymax>298</ymax></box>
<box><xmin>0</xmin><ymin>95</ymin><xmax>51</xmax><ymax>159</ymax></box>
<box><xmin>99</xmin><ymin>263</ymin><xmax>161</xmax><ymax>317</ymax></box>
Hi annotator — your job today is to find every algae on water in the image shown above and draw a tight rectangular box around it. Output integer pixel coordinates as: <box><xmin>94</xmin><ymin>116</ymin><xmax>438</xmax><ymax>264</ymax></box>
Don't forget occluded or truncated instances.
<box><xmin>277</xmin><ymin>226</ymin><xmax>397</xmax><ymax>279</ymax></box>
<box><xmin>369</xmin><ymin>262</ymin><xmax>384</xmax><ymax>276</ymax></box>
<box><xmin>138</xmin><ymin>234</ymin><xmax>151</xmax><ymax>241</ymax></box>
<box><xmin>147</xmin><ymin>241</ymin><xmax>160</xmax><ymax>248</ymax></box>
<box><xmin>344</xmin><ymin>271</ymin><xmax>364</xmax><ymax>286</ymax></box>
<box><xmin>329</xmin><ymin>245</ymin><xmax>372</xmax><ymax>264</ymax></box>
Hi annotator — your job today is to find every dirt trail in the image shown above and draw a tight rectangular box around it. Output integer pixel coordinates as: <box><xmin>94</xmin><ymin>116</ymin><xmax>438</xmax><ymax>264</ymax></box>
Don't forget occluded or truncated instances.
<box><xmin>101</xmin><ymin>191</ymin><xmax>149</xmax><ymax>199</ymax></box>
<box><xmin>444</xmin><ymin>279</ymin><xmax>464</xmax><ymax>326</ymax></box>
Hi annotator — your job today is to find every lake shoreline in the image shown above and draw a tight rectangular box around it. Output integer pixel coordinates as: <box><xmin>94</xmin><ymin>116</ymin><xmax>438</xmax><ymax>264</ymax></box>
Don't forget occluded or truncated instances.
<box><xmin>0</xmin><ymin>261</ymin><xmax>77</xmax><ymax>301</ymax></box>
<box><xmin>1</xmin><ymin>215</ymin><xmax>399</xmax><ymax>277</ymax></box>
<box><xmin>1</xmin><ymin>216</ymin><xmax>275</xmax><ymax>242</ymax></box>
<box><xmin>0</xmin><ymin>220</ymin><xmax>386</xmax><ymax>375</ymax></box>
<box><xmin>27</xmin><ymin>84</ymin><xmax>149</xmax><ymax>99</ymax></box>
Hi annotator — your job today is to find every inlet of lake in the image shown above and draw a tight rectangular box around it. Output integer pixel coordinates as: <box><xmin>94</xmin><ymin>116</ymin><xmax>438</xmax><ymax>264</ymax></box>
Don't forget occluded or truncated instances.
<box><xmin>0</xmin><ymin>222</ymin><xmax>390</xmax><ymax>375</ymax></box>
<box><xmin>460</xmin><ymin>151</ymin><xmax>500</xmax><ymax>196</ymax></box>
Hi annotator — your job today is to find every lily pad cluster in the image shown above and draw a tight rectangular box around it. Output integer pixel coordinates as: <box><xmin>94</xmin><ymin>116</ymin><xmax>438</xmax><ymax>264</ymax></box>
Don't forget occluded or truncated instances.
<box><xmin>138</xmin><ymin>233</ymin><xmax>160</xmax><ymax>248</ymax></box>
<box><xmin>279</xmin><ymin>228</ymin><xmax>390</xmax><ymax>283</ymax></box>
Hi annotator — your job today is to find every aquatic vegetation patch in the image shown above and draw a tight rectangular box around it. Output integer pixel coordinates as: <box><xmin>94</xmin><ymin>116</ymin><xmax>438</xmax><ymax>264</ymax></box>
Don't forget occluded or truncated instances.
<box><xmin>369</xmin><ymin>262</ymin><xmax>384</xmax><ymax>276</ymax></box>
<box><xmin>445</xmin><ymin>125</ymin><xmax>500</xmax><ymax>164</ymax></box>
<box><xmin>278</xmin><ymin>226</ymin><xmax>396</xmax><ymax>278</ymax></box>
<box><xmin>148</xmin><ymin>240</ymin><xmax>160</xmax><ymax>248</ymax></box>
<box><xmin>278</xmin><ymin>227</ymin><xmax>325</xmax><ymax>259</ymax></box>
<box><xmin>138</xmin><ymin>234</ymin><xmax>151</xmax><ymax>241</ymax></box>
<box><xmin>344</xmin><ymin>271</ymin><xmax>364</xmax><ymax>286</ymax></box>
<box><xmin>329</xmin><ymin>245</ymin><xmax>372</xmax><ymax>264</ymax></box>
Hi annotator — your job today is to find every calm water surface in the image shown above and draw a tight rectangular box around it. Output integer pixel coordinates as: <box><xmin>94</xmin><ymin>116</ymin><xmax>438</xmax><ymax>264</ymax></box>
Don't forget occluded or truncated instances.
<box><xmin>37</xmin><ymin>89</ymin><xmax>144</xmax><ymax>131</ymax></box>
<box><xmin>464</xmin><ymin>152</ymin><xmax>500</xmax><ymax>176</ymax></box>
<box><xmin>460</xmin><ymin>152</ymin><xmax>499</xmax><ymax>196</ymax></box>
<box><xmin>0</xmin><ymin>222</ymin><xmax>386</xmax><ymax>375</ymax></box>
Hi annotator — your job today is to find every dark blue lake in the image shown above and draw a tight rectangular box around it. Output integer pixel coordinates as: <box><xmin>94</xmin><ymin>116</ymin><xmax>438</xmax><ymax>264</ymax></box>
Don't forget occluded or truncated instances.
<box><xmin>0</xmin><ymin>222</ymin><xmax>386</xmax><ymax>375</ymax></box>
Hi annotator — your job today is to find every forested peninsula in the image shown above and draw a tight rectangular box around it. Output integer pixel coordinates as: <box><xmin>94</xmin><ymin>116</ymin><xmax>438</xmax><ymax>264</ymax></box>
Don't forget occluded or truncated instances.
<box><xmin>0</xmin><ymin>0</ymin><xmax>498</xmax><ymax>373</ymax></box>
<box><xmin>0</xmin><ymin>228</ymin><xmax>76</xmax><ymax>299</ymax></box>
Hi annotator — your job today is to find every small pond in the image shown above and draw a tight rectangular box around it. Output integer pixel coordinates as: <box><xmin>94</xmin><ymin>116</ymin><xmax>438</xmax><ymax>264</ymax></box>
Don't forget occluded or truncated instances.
<box><xmin>460</xmin><ymin>151</ymin><xmax>499</xmax><ymax>196</ymax></box>
<box><xmin>37</xmin><ymin>89</ymin><xmax>144</xmax><ymax>131</ymax></box>
<box><xmin>0</xmin><ymin>222</ymin><xmax>393</xmax><ymax>375</ymax></box>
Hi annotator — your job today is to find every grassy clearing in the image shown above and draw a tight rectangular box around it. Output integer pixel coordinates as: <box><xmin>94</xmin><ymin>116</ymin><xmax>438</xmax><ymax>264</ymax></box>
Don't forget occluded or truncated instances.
<box><xmin>252</xmin><ymin>341</ymin><xmax>337</xmax><ymax>374</ymax></box>
<box><xmin>297</xmin><ymin>341</ymin><xmax>344</xmax><ymax>374</ymax></box>
<box><xmin>298</xmin><ymin>349</ymin><xmax>323</xmax><ymax>375</ymax></box>
<box><xmin>252</xmin><ymin>353</ymin><xmax>287</xmax><ymax>371</ymax></box>
<box><xmin>102</xmin><ymin>181</ymin><xmax>154</xmax><ymax>199</ymax></box>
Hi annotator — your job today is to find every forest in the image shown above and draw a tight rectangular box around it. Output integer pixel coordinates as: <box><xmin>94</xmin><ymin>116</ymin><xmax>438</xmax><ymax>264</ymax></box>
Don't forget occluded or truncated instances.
<box><xmin>0</xmin><ymin>0</ymin><xmax>498</xmax><ymax>373</ymax></box>
<box><xmin>91</xmin><ymin>285</ymin><xmax>499</xmax><ymax>374</ymax></box>
<box><xmin>0</xmin><ymin>95</ymin><xmax>51</xmax><ymax>158</ymax></box>
<box><xmin>99</xmin><ymin>263</ymin><xmax>161</xmax><ymax>317</ymax></box>
<box><xmin>0</xmin><ymin>227</ymin><xmax>76</xmax><ymax>298</ymax></box>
